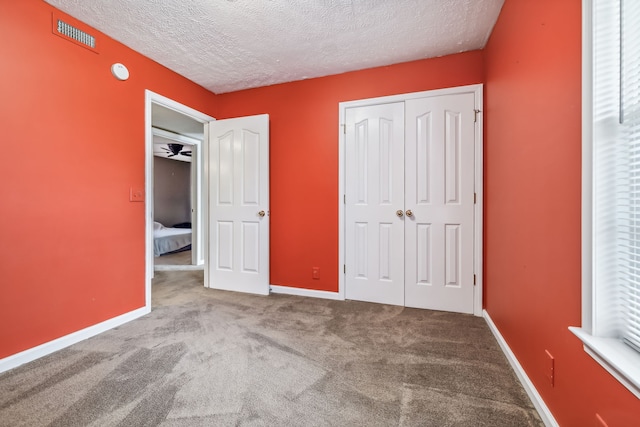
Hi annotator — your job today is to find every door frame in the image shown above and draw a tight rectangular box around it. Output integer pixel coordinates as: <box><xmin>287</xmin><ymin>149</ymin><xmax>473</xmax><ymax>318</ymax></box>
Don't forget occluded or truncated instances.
<box><xmin>338</xmin><ymin>84</ymin><xmax>484</xmax><ymax>316</ymax></box>
<box><xmin>144</xmin><ymin>90</ymin><xmax>214</xmax><ymax>309</ymax></box>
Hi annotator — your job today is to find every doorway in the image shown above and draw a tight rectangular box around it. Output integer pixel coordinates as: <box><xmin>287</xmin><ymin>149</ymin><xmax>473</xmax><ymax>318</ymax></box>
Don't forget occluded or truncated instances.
<box><xmin>151</xmin><ymin>124</ymin><xmax>202</xmax><ymax>270</ymax></box>
<box><xmin>145</xmin><ymin>91</ymin><xmax>214</xmax><ymax>307</ymax></box>
<box><xmin>338</xmin><ymin>85</ymin><xmax>483</xmax><ymax>316</ymax></box>
<box><xmin>145</xmin><ymin>93</ymin><xmax>271</xmax><ymax>308</ymax></box>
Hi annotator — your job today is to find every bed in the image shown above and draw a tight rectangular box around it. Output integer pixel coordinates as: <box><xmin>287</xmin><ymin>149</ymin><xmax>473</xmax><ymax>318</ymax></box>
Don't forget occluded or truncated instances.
<box><xmin>153</xmin><ymin>221</ymin><xmax>192</xmax><ymax>257</ymax></box>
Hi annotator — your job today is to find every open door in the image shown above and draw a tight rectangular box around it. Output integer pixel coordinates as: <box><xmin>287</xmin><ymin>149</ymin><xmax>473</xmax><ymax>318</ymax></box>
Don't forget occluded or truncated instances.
<box><xmin>206</xmin><ymin>114</ymin><xmax>270</xmax><ymax>295</ymax></box>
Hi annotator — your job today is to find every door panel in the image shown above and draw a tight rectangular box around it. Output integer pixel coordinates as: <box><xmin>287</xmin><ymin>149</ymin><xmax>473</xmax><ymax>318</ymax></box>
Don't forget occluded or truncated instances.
<box><xmin>207</xmin><ymin>114</ymin><xmax>269</xmax><ymax>295</ymax></box>
<box><xmin>345</xmin><ymin>103</ymin><xmax>405</xmax><ymax>306</ymax></box>
<box><xmin>405</xmin><ymin>93</ymin><xmax>475</xmax><ymax>313</ymax></box>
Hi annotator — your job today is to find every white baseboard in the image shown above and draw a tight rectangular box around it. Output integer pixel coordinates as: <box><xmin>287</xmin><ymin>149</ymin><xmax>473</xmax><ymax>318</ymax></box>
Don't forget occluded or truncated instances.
<box><xmin>270</xmin><ymin>285</ymin><xmax>344</xmax><ymax>301</ymax></box>
<box><xmin>0</xmin><ymin>306</ymin><xmax>150</xmax><ymax>374</ymax></box>
<box><xmin>483</xmin><ymin>310</ymin><xmax>558</xmax><ymax>427</ymax></box>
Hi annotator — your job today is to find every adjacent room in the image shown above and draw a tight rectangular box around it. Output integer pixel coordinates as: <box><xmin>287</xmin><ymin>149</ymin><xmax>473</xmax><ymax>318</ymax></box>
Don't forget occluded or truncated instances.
<box><xmin>151</xmin><ymin>103</ymin><xmax>205</xmax><ymax>269</ymax></box>
<box><xmin>1</xmin><ymin>0</ymin><xmax>639</xmax><ymax>425</ymax></box>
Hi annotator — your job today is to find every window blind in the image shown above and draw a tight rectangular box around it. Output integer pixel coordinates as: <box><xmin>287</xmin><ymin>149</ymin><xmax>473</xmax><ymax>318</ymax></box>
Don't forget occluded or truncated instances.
<box><xmin>621</xmin><ymin>0</ymin><xmax>640</xmax><ymax>352</ymax></box>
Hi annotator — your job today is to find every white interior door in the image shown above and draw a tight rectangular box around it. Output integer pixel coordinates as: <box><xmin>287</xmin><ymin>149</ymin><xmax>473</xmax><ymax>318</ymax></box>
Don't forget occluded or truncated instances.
<box><xmin>404</xmin><ymin>93</ymin><xmax>475</xmax><ymax>313</ymax></box>
<box><xmin>207</xmin><ymin>114</ymin><xmax>269</xmax><ymax>295</ymax></box>
<box><xmin>345</xmin><ymin>102</ymin><xmax>405</xmax><ymax>306</ymax></box>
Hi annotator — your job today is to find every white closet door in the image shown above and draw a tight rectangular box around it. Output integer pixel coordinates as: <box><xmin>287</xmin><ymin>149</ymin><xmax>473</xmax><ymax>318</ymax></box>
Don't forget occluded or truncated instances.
<box><xmin>404</xmin><ymin>93</ymin><xmax>475</xmax><ymax>313</ymax></box>
<box><xmin>207</xmin><ymin>114</ymin><xmax>269</xmax><ymax>295</ymax></box>
<box><xmin>345</xmin><ymin>102</ymin><xmax>405</xmax><ymax>306</ymax></box>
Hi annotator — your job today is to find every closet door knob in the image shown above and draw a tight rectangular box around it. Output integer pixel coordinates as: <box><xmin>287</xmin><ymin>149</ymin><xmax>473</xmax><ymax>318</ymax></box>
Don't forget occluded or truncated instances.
<box><xmin>406</xmin><ymin>210</ymin><xmax>413</xmax><ymax>217</ymax></box>
<box><xmin>258</xmin><ymin>210</ymin><xmax>266</xmax><ymax>217</ymax></box>
<box><xmin>396</xmin><ymin>210</ymin><xmax>404</xmax><ymax>217</ymax></box>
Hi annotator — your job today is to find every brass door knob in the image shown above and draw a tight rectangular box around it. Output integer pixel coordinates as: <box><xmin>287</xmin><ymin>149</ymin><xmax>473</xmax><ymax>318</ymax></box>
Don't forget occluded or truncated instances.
<box><xmin>258</xmin><ymin>210</ymin><xmax>266</xmax><ymax>217</ymax></box>
<box><xmin>396</xmin><ymin>210</ymin><xmax>404</xmax><ymax>217</ymax></box>
<box><xmin>406</xmin><ymin>209</ymin><xmax>413</xmax><ymax>217</ymax></box>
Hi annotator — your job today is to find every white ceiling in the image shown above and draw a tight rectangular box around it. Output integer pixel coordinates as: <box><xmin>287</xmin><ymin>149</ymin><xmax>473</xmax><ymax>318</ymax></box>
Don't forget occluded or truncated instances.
<box><xmin>44</xmin><ymin>0</ymin><xmax>504</xmax><ymax>94</ymax></box>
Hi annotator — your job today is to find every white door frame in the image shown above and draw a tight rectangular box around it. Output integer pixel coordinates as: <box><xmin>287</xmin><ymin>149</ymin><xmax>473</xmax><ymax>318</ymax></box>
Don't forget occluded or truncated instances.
<box><xmin>338</xmin><ymin>84</ymin><xmax>484</xmax><ymax>316</ymax></box>
<box><xmin>144</xmin><ymin>90</ymin><xmax>215</xmax><ymax>309</ymax></box>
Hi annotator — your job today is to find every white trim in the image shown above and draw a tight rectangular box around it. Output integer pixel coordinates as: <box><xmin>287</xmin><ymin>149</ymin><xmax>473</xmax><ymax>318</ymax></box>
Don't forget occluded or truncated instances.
<box><xmin>0</xmin><ymin>306</ymin><xmax>149</xmax><ymax>374</ymax></box>
<box><xmin>270</xmin><ymin>285</ymin><xmax>345</xmax><ymax>301</ymax></box>
<box><xmin>473</xmin><ymin>87</ymin><xmax>484</xmax><ymax>317</ymax></box>
<box><xmin>338</xmin><ymin>84</ymin><xmax>484</xmax><ymax>315</ymax></box>
<box><xmin>145</xmin><ymin>90</ymin><xmax>215</xmax><ymax>304</ymax></box>
<box><xmin>337</xmin><ymin>107</ymin><xmax>346</xmax><ymax>301</ymax></box>
<box><xmin>570</xmin><ymin>327</ymin><xmax>640</xmax><ymax>399</ymax></box>
<box><xmin>581</xmin><ymin>0</ymin><xmax>594</xmax><ymax>334</ymax></box>
<box><xmin>484</xmin><ymin>310</ymin><xmax>559</xmax><ymax>427</ymax></box>
<box><xmin>203</xmin><ymin>123</ymin><xmax>210</xmax><ymax>290</ymax></box>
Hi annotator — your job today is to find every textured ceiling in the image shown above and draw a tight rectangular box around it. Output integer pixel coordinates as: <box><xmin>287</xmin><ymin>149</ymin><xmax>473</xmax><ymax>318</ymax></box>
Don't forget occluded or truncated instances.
<box><xmin>44</xmin><ymin>0</ymin><xmax>504</xmax><ymax>94</ymax></box>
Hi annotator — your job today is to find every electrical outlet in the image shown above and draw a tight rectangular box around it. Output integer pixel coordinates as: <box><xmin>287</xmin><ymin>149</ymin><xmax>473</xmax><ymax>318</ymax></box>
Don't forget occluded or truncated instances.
<box><xmin>545</xmin><ymin>350</ymin><xmax>555</xmax><ymax>387</ymax></box>
<box><xmin>130</xmin><ymin>187</ymin><xmax>144</xmax><ymax>202</ymax></box>
<box><xmin>312</xmin><ymin>267</ymin><xmax>320</xmax><ymax>280</ymax></box>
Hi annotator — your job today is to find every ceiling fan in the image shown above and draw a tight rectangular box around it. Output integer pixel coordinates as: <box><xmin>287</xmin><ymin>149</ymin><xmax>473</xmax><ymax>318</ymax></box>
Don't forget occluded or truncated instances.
<box><xmin>162</xmin><ymin>143</ymin><xmax>192</xmax><ymax>157</ymax></box>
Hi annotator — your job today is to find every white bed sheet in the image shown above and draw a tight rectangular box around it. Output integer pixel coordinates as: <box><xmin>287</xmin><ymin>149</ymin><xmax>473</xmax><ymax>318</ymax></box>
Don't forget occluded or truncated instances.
<box><xmin>154</xmin><ymin>224</ymin><xmax>192</xmax><ymax>257</ymax></box>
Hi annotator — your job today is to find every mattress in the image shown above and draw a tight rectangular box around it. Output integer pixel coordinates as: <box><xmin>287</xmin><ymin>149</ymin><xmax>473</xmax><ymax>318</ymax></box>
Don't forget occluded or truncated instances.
<box><xmin>153</xmin><ymin>222</ymin><xmax>192</xmax><ymax>256</ymax></box>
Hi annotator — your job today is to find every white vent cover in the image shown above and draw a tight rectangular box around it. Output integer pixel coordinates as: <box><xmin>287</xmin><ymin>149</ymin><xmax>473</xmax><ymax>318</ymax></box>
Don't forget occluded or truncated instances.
<box><xmin>56</xmin><ymin>19</ymin><xmax>96</xmax><ymax>49</ymax></box>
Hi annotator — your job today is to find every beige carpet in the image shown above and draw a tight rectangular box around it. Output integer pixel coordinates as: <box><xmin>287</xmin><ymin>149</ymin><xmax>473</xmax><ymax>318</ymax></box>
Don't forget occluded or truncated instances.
<box><xmin>0</xmin><ymin>271</ymin><xmax>542</xmax><ymax>426</ymax></box>
<box><xmin>155</xmin><ymin>250</ymin><xmax>203</xmax><ymax>272</ymax></box>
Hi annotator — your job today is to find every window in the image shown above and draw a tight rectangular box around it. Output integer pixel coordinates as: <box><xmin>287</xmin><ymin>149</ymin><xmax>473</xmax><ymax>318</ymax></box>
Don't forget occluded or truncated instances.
<box><xmin>571</xmin><ymin>0</ymin><xmax>640</xmax><ymax>398</ymax></box>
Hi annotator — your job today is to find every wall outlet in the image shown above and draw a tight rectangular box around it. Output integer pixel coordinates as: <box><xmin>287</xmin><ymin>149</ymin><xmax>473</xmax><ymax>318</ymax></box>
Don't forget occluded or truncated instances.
<box><xmin>545</xmin><ymin>349</ymin><xmax>555</xmax><ymax>387</ymax></box>
<box><xmin>130</xmin><ymin>187</ymin><xmax>144</xmax><ymax>202</ymax></box>
<box><xmin>312</xmin><ymin>267</ymin><xmax>320</xmax><ymax>280</ymax></box>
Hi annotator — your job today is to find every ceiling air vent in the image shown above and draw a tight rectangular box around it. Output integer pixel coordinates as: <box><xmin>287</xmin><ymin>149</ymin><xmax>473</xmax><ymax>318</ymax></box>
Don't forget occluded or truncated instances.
<box><xmin>52</xmin><ymin>13</ymin><xmax>99</xmax><ymax>53</ymax></box>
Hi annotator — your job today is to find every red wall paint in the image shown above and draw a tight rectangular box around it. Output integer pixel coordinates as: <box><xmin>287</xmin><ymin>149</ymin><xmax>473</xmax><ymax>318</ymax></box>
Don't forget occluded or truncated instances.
<box><xmin>0</xmin><ymin>0</ymin><xmax>218</xmax><ymax>359</ymax></box>
<box><xmin>215</xmin><ymin>52</ymin><xmax>483</xmax><ymax>292</ymax></box>
<box><xmin>484</xmin><ymin>0</ymin><xmax>640</xmax><ymax>424</ymax></box>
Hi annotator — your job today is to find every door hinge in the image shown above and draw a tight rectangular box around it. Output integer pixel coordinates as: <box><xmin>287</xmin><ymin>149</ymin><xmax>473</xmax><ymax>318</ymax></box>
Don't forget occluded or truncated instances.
<box><xmin>473</xmin><ymin>274</ymin><xmax>477</xmax><ymax>285</ymax></box>
<box><xmin>343</xmin><ymin>264</ymin><xmax>346</xmax><ymax>274</ymax></box>
<box><xmin>474</xmin><ymin>109</ymin><xmax>481</xmax><ymax>123</ymax></box>
<box><xmin>342</xmin><ymin>124</ymin><xmax>346</xmax><ymax>134</ymax></box>
<box><xmin>474</xmin><ymin>193</ymin><xmax>477</xmax><ymax>204</ymax></box>
<box><xmin>344</xmin><ymin>194</ymin><xmax>346</xmax><ymax>204</ymax></box>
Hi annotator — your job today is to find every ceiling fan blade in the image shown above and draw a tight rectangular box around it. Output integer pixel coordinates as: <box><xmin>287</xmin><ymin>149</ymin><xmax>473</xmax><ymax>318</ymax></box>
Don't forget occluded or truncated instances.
<box><xmin>167</xmin><ymin>143</ymin><xmax>184</xmax><ymax>155</ymax></box>
<box><xmin>181</xmin><ymin>151</ymin><xmax>192</xmax><ymax>156</ymax></box>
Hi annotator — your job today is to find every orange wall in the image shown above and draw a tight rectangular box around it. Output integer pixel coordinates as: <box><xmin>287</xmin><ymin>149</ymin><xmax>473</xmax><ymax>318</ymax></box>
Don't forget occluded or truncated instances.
<box><xmin>484</xmin><ymin>0</ymin><xmax>640</xmax><ymax>424</ymax></box>
<box><xmin>215</xmin><ymin>52</ymin><xmax>484</xmax><ymax>292</ymax></box>
<box><xmin>0</xmin><ymin>0</ymin><xmax>217</xmax><ymax>359</ymax></box>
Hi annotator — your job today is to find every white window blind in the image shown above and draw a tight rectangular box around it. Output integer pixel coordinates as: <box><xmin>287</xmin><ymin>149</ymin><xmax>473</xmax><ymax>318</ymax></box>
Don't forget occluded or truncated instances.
<box><xmin>593</xmin><ymin>0</ymin><xmax>640</xmax><ymax>353</ymax></box>
<box><xmin>621</xmin><ymin>0</ymin><xmax>640</xmax><ymax>352</ymax></box>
